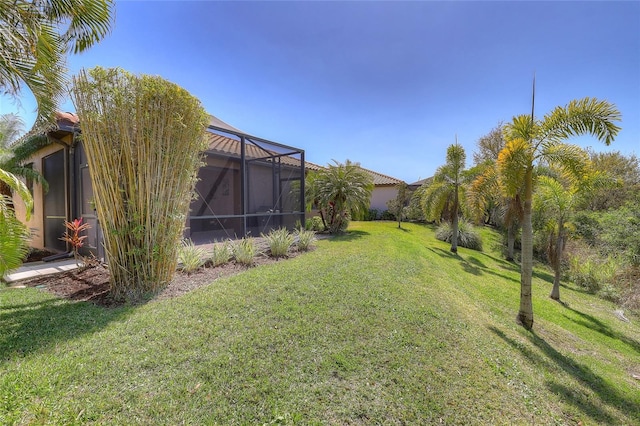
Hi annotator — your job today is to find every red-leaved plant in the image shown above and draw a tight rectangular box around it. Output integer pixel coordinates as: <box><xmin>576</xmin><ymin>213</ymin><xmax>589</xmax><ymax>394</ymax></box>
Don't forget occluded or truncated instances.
<box><xmin>60</xmin><ymin>218</ymin><xmax>91</xmax><ymax>265</ymax></box>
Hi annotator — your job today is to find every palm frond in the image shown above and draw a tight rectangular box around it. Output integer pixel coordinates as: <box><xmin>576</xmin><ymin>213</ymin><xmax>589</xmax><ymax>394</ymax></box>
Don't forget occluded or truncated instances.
<box><xmin>540</xmin><ymin>97</ymin><xmax>621</xmax><ymax>146</ymax></box>
<box><xmin>0</xmin><ymin>168</ymin><xmax>33</xmax><ymax>219</ymax></box>
<box><xmin>422</xmin><ymin>181</ymin><xmax>450</xmax><ymax>222</ymax></box>
<box><xmin>497</xmin><ymin>138</ymin><xmax>532</xmax><ymax>198</ymax></box>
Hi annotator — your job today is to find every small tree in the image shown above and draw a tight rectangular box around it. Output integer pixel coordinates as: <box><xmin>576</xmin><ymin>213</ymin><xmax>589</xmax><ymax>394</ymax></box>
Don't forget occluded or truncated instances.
<box><xmin>306</xmin><ymin>160</ymin><xmax>373</xmax><ymax>234</ymax></box>
<box><xmin>503</xmin><ymin>97</ymin><xmax>621</xmax><ymax>330</ymax></box>
<box><xmin>386</xmin><ymin>182</ymin><xmax>409</xmax><ymax>228</ymax></box>
<box><xmin>534</xmin><ymin>159</ymin><xmax>602</xmax><ymax>301</ymax></box>
<box><xmin>422</xmin><ymin>142</ymin><xmax>467</xmax><ymax>253</ymax></box>
<box><xmin>72</xmin><ymin>67</ymin><xmax>208</xmax><ymax>301</ymax></box>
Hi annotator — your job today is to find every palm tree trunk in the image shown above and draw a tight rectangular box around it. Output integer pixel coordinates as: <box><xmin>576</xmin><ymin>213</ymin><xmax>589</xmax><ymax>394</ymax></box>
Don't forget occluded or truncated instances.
<box><xmin>517</xmin><ymin>167</ymin><xmax>534</xmax><ymax>330</ymax></box>
<box><xmin>450</xmin><ymin>184</ymin><xmax>459</xmax><ymax>253</ymax></box>
<box><xmin>550</xmin><ymin>220</ymin><xmax>564</xmax><ymax>301</ymax></box>
<box><xmin>506</xmin><ymin>221</ymin><xmax>516</xmax><ymax>261</ymax></box>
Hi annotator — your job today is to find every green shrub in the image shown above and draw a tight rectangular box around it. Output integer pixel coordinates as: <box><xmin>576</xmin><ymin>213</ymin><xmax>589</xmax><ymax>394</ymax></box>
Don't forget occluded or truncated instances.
<box><xmin>262</xmin><ymin>228</ymin><xmax>294</xmax><ymax>258</ymax></box>
<box><xmin>177</xmin><ymin>239</ymin><xmax>206</xmax><ymax>274</ymax></box>
<box><xmin>295</xmin><ymin>229</ymin><xmax>317</xmax><ymax>251</ymax></box>
<box><xmin>305</xmin><ymin>216</ymin><xmax>324</xmax><ymax>232</ymax></box>
<box><xmin>362</xmin><ymin>208</ymin><xmax>379</xmax><ymax>221</ymax></box>
<box><xmin>233</xmin><ymin>237</ymin><xmax>256</xmax><ymax>266</ymax></box>
<box><xmin>210</xmin><ymin>240</ymin><xmax>232</xmax><ymax>267</ymax></box>
<box><xmin>568</xmin><ymin>253</ymin><xmax>617</xmax><ymax>293</ymax></box>
<box><xmin>380</xmin><ymin>210</ymin><xmax>396</xmax><ymax>221</ymax></box>
<box><xmin>435</xmin><ymin>219</ymin><xmax>483</xmax><ymax>251</ymax></box>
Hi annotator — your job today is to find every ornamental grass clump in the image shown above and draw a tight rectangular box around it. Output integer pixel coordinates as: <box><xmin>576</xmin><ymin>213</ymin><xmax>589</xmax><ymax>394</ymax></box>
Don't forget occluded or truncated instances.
<box><xmin>295</xmin><ymin>229</ymin><xmax>317</xmax><ymax>251</ymax></box>
<box><xmin>262</xmin><ymin>227</ymin><xmax>294</xmax><ymax>258</ymax></box>
<box><xmin>435</xmin><ymin>218</ymin><xmax>483</xmax><ymax>251</ymax></box>
<box><xmin>233</xmin><ymin>237</ymin><xmax>256</xmax><ymax>266</ymax></box>
<box><xmin>177</xmin><ymin>239</ymin><xmax>207</xmax><ymax>274</ymax></box>
<box><xmin>72</xmin><ymin>67</ymin><xmax>208</xmax><ymax>301</ymax></box>
<box><xmin>210</xmin><ymin>240</ymin><xmax>232</xmax><ymax>267</ymax></box>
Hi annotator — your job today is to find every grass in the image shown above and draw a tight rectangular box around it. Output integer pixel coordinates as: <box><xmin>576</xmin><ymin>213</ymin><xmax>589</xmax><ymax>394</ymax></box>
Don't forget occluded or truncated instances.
<box><xmin>1</xmin><ymin>221</ymin><xmax>638</xmax><ymax>424</ymax></box>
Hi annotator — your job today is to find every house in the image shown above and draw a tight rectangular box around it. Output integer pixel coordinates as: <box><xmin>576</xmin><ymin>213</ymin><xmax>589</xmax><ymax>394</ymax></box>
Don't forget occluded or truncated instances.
<box><xmin>14</xmin><ymin>112</ymin><xmax>307</xmax><ymax>255</ymax></box>
<box><xmin>358</xmin><ymin>166</ymin><xmax>405</xmax><ymax>212</ymax></box>
<box><xmin>409</xmin><ymin>177</ymin><xmax>432</xmax><ymax>190</ymax></box>
<box><xmin>302</xmin><ymin>163</ymin><xmax>406</xmax><ymax>215</ymax></box>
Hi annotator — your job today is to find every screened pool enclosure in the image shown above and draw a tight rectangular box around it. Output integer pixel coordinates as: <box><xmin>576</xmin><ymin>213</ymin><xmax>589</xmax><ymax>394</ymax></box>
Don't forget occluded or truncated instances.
<box><xmin>187</xmin><ymin>118</ymin><xmax>307</xmax><ymax>244</ymax></box>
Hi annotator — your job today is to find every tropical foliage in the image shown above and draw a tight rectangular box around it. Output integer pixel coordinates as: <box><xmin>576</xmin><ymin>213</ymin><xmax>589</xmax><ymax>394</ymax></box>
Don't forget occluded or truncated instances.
<box><xmin>422</xmin><ymin>143</ymin><xmax>467</xmax><ymax>253</ymax></box>
<box><xmin>306</xmin><ymin>160</ymin><xmax>373</xmax><ymax>234</ymax></box>
<box><xmin>386</xmin><ymin>181</ymin><xmax>410</xmax><ymax>228</ymax></box>
<box><xmin>532</xmin><ymin>170</ymin><xmax>589</xmax><ymax>301</ymax></box>
<box><xmin>233</xmin><ymin>237</ymin><xmax>257</xmax><ymax>266</ymax></box>
<box><xmin>0</xmin><ymin>194</ymin><xmax>29</xmax><ymax>280</ymax></box>
<box><xmin>0</xmin><ymin>0</ymin><xmax>113</xmax><ymax>128</ymax></box>
<box><xmin>294</xmin><ymin>228</ymin><xmax>317</xmax><ymax>251</ymax></box>
<box><xmin>435</xmin><ymin>218</ymin><xmax>483</xmax><ymax>251</ymax></box>
<box><xmin>501</xmin><ymin>97</ymin><xmax>621</xmax><ymax>330</ymax></box>
<box><xmin>0</xmin><ymin>116</ymin><xmax>34</xmax><ymax>215</ymax></box>
<box><xmin>0</xmin><ymin>129</ymin><xmax>50</xmax><ymax>201</ymax></box>
<box><xmin>262</xmin><ymin>227</ymin><xmax>295</xmax><ymax>258</ymax></box>
<box><xmin>177</xmin><ymin>239</ymin><xmax>207</xmax><ymax>274</ymax></box>
<box><xmin>72</xmin><ymin>66</ymin><xmax>208</xmax><ymax>301</ymax></box>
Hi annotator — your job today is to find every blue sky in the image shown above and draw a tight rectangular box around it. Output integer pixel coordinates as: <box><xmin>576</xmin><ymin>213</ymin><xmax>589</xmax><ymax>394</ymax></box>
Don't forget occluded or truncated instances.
<box><xmin>2</xmin><ymin>0</ymin><xmax>639</xmax><ymax>183</ymax></box>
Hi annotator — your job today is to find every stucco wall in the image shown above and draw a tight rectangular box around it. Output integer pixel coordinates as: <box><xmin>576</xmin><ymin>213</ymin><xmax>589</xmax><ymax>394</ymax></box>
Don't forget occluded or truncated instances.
<box><xmin>370</xmin><ymin>185</ymin><xmax>399</xmax><ymax>212</ymax></box>
<box><xmin>13</xmin><ymin>138</ymin><xmax>69</xmax><ymax>250</ymax></box>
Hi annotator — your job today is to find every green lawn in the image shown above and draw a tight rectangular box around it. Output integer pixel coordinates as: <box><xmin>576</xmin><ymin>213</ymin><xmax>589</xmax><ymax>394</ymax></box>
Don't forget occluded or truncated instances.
<box><xmin>1</xmin><ymin>222</ymin><xmax>638</xmax><ymax>425</ymax></box>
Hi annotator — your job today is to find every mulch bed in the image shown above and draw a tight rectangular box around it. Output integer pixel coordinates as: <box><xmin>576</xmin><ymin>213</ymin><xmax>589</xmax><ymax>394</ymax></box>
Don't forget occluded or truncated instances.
<box><xmin>15</xmin><ymin>252</ymin><xmax>299</xmax><ymax>308</ymax></box>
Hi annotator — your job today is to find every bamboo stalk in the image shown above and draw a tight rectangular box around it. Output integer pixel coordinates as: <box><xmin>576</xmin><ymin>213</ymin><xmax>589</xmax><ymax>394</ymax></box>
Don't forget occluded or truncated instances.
<box><xmin>72</xmin><ymin>67</ymin><xmax>208</xmax><ymax>301</ymax></box>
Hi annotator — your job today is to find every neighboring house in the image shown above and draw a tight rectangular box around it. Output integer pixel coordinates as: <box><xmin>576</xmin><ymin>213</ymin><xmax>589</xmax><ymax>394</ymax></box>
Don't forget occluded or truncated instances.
<box><xmin>409</xmin><ymin>177</ymin><xmax>433</xmax><ymax>190</ymax></box>
<box><xmin>303</xmin><ymin>163</ymin><xmax>406</xmax><ymax>214</ymax></box>
<box><xmin>358</xmin><ymin>166</ymin><xmax>405</xmax><ymax>212</ymax></box>
<box><xmin>14</xmin><ymin>112</ymin><xmax>307</xmax><ymax>255</ymax></box>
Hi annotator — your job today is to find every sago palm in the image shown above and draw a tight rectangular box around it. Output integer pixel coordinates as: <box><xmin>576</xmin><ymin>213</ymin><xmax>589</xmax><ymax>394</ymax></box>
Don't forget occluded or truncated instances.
<box><xmin>502</xmin><ymin>97</ymin><xmax>621</xmax><ymax>330</ymax></box>
<box><xmin>0</xmin><ymin>0</ymin><xmax>113</xmax><ymax>128</ymax></box>
<box><xmin>422</xmin><ymin>142</ymin><xmax>467</xmax><ymax>253</ymax></box>
<box><xmin>308</xmin><ymin>160</ymin><xmax>373</xmax><ymax>233</ymax></box>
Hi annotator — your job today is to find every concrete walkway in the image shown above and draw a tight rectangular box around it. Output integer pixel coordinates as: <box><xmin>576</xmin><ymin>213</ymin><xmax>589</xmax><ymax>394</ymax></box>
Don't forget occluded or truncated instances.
<box><xmin>4</xmin><ymin>259</ymin><xmax>79</xmax><ymax>285</ymax></box>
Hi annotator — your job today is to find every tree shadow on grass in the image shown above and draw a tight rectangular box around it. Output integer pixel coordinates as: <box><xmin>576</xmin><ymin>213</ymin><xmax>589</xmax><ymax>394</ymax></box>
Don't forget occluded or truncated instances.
<box><xmin>561</xmin><ymin>304</ymin><xmax>640</xmax><ymax>355</ymax></box>
<box><xmin>427</xmin><ymin>246</ymin><xmax>519</xmax><ymax>283</ymax></box>
<box><xmin>0</xmin><ymin>291</ymin><xmax>132</xmax><ymax>360</ymax></box>
<box><xmin>490</xmin><ymin>326</ymin><xmax>640</xmax><ymax>423</ymax></box>
<box><xmin>326</xmin><ymin>230</ymin><xmax>369</xmax><ymax>242</ymax></box>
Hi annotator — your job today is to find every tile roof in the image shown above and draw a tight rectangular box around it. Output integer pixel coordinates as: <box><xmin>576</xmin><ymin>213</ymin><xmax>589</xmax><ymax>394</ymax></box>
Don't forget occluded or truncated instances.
<box><xmin>204</xmin><ymin>131</ymin><xmax>307</xmax><ymax>169</ymax></box>
<box><xmin>358</xmin><ymin>166</ymin><xmax>404</xmax><ymax>186</ymax></box>
<box><xmin>409</xmin><ymin>177</ymin><xmax>433</xmax><ymax>187</ymax></box>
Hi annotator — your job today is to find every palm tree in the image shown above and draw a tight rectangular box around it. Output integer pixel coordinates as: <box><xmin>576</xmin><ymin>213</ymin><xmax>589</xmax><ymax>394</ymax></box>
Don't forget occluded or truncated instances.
<box><xmin>503</xmin><ymin>97</ymin><xmax>621</xmax><ymax>330</ymax></box>
<box><xmin>468</xmin><ymin>161</ymin><xmax>523</xmax><ymax>261</ymax></box>
<box><xmin>0</xmin><ymin>114</ymin><xmax>50</xmax><ymax>201</ymax></box>
<box><xmin>0</xmin><ymin>114</ymin><xmax>34</xmax><ymax>215</ymax></box>
<box><xmin>534</xmin><ymin>160</ymin><xmax>603</xmax><ymax>301</ymax></box>
<box><xmin>422</xmin><ymin>142</ymin><xmax>467</xmax><ymax>253</ymax></box>
<box><xmin>306</xmin><ymin>160</ymin><xmax>373</xmax><ymax>234</ymax></box>
<box><xmin>0</xmin><ymin>0</ymin><xmax>114</xmax><ymax>128</ymax></box>
<box><xmin>0</xmin><ymin>116</ymin><xmax>33</xmax><ymax>277</ymax></box>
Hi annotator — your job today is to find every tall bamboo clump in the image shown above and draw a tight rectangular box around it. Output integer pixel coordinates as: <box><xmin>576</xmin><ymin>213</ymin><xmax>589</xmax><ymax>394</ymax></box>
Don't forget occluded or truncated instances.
<box><xmin>72</xmin><ymin>67</ymin><xmax>208</xmax><ymax>301</ymax></box>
